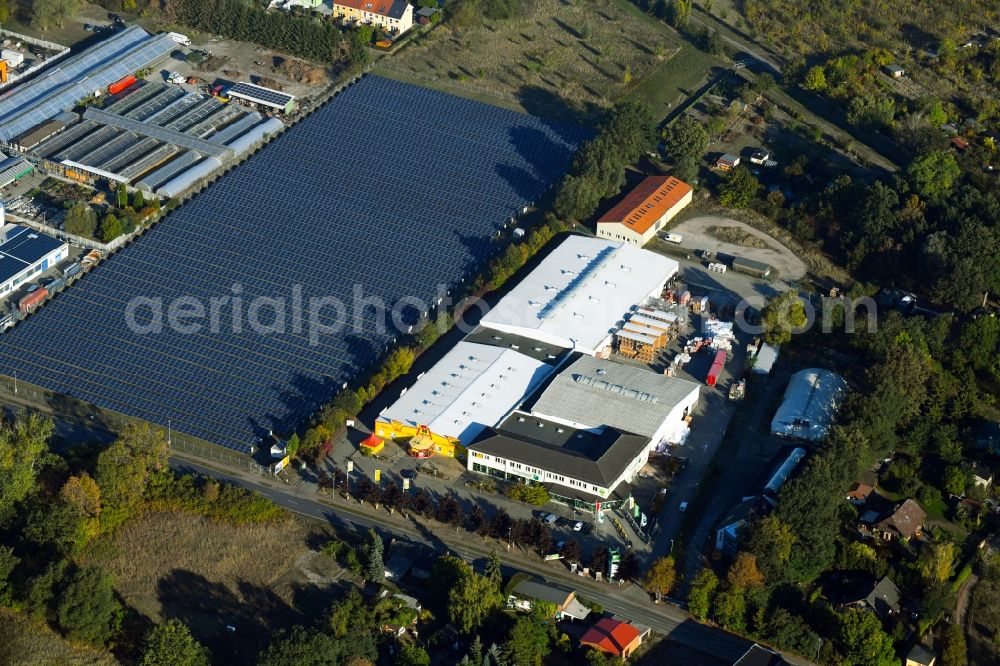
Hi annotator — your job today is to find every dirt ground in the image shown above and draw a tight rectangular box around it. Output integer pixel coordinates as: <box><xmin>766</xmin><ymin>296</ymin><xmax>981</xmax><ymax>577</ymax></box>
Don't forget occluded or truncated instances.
<box><xmin>82</xmin><ymin>512</ymin><xmax>344</xmax><ymax>662</ymax></box>
<box><xmin>671</xmin><ymin>215</ymin><xmax>806</xmax><ymax>279</ymax></box>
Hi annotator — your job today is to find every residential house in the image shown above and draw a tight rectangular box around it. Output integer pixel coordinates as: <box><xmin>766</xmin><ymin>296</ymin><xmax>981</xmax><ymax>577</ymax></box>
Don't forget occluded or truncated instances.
<box><xmin>507</xmin><ymin>578</ymin><xmax>591</xmax><ymax>620</ymax></box>
<box><xmin>874</xmin><ymin>499</ymin><xmax>926</xmax><ymax>541</ymax></box>
<box><xmin>715</xmin><ymin>496</ymin><xmax>772</xmax><ymax>557</ymax></box>
<box><xmin>715</xmin><ymin>153</ymin><xmax>740</xmax><ymax>171</ymax></box>
<box><xmin>847</xmin><ymin>482</ymin><xmax>874</xmax><ymax>504</ymax></box>
<box><xmin>749</xmin><ymin>150</ymin><xmax>770</xmax><ymax>165</ymax></box>
<box><xmin>971</xmin><ymin>462</ymin><xmax>993</xmax><ymax>489</ymax></box>
<box><xmin>384</xmin><ymin>552</ymin><xmax>414</xmax><ymax>581</ymax></box>
<box><xmin>332</xmin><ymin>0</ymin><xmax>415</xmax><ymax>34</ymax></box>
<box><xmin>415</xmin><ymin>6</ymin><xmax>439</xmax><ymax>24</ymax></box>
<box><xmin>580</xmin><ymin>617</ymin><xmax>649</xmax><ymax>659</ymax></box>
<box><xmin>733</xmin><ymin>643</ymin><xmax>793</xmax><ymax>665</ymax></box>
<box><xmin>884</xmin><ymin>64</ymin><xmax>905</xmax><ymax>77</ymax></box>
<box><xmin>904</xmin><ymin>644</ymin><xmax>937</xmax><ymax>666</ymax></box>
<box><xmin>845</xmin><ymin>576</ymin><xmax>902</xmax><ymax>620</ymax></box>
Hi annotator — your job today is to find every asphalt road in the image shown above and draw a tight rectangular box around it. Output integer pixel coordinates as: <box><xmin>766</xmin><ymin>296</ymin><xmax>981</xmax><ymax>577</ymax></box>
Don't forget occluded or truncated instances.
<box><xmin>169</xmin><ymin>456</ymin><xmax>758</xmax><ymax>664</ymax></box>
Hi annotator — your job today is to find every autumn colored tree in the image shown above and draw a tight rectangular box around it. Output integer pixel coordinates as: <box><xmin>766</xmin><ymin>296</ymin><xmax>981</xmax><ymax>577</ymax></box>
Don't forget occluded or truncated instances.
<box><xmin>642</xmin><ymin>556</ymin><xmax>677</xmax><ymax>598</ymax></box>
<box><xmin>727</xmin><ymin>552</ymin><xmax>765</xmax><ymax>590</ymax></box>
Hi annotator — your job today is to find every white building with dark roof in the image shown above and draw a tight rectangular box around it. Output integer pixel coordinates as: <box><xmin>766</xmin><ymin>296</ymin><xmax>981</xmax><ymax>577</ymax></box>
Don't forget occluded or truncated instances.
<box><xmin>479</xmin><ymin>235</ymin><xmax>678</xmax><ymax>356</ymax></box>
<box><xmin>770</xmin><ymin>368</ymin><xmax>847</xmax><ymax>441</ymax></box>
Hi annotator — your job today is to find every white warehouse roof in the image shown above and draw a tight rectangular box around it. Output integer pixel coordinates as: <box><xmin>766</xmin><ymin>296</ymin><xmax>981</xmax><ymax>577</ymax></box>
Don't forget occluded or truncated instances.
<box><xmin>479</xmin><ymin>236</ymin><xmax>678</xmax><ymax>355</ymax></box>
<box><xmin>770</xmin><ymin>368</ymin><xmax>848</xmax><ymax>441</ymax></box>
<box><xmin>378</xmin><ymin>341</ymin><xmax>556</xmax><ymax>444</ymax></box>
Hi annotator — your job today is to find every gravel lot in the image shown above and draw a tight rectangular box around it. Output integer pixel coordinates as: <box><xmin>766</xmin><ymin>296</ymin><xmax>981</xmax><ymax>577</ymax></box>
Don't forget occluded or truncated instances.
<box><xmin>671</xmin><ymin>215</ymin><xmax>806</xmax><ymax>280</ymax></box>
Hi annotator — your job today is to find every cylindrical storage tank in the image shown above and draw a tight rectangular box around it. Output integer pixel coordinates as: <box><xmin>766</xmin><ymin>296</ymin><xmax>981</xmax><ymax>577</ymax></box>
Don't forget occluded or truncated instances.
<box><xmin>155</xmin><ymin>156</ymin><xmax>223</xmax><ymax>199</ymax></box>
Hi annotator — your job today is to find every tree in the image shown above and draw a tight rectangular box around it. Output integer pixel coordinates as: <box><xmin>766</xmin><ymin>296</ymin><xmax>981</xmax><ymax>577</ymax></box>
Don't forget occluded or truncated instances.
<box><xmin>940</xmin><ymin>622</ymin><xmax>967</xmax><ymax>666</ymax></box>
<box><xmin>918</xmin><ymin>541</ymin><xmax>956</xmax><ymax>584</ymax></box>
<box><xmin>0</xmin><ymin>545</ymin><xmax>19</xmax><ymax>602</ymax></box>
<box><xmin>803</xmin><ymin>65</ymin><xmax>827</xmax><ymax>91</ymax></box>
<box><xmin>837</xmin><ymin>609</ymin><xmax>897</xmax><ymax>666</ymax></box>
<box><xmin>96</xmin><ymin>423</ymin><xmax>169</xmax><ymax>528</ymax></box>
<box><xmin>943</xmin><ymin>466</ymin><xmax>968</xmax><ymax>497</ymax></box>
<box><xmin>765</xmin><ymin>607</ymin><xmax>819</xmax><ymax>655</ymax></box>
<box><xmin>686</xmin><ymin>568</ymin><xmax>718</xmax><ymax>620</ymax></box>
<box><xmin>718</xmin><ymin>166</ymin><xmax>761</xmax><ymax>209</ymax></box>
<box><xmin>258</xmin><ymin>626</ymin><xmax>342</xmax><ymax>666</ymax></box>
<box><xmin>141</xmin><ymin>619</ymin><xmax>210</xmax><ymax>666</ymax></box>
<box><xmin>553</xmin><ymin>173</ymin><xmax>602</xmax><ymax>221</ymax></box>
<box><xmin>64</xmin><ymin>203</ymin><xmax>98</xmax><ymax>237</ymax></box>
<box><xmin>664</xmin><ymin>115</ymin><xmax>708</xmax><ymax>164</ymax></box>
<box><xmin>642</xmin><ymin>556</ymin><xmax>676</xmax><ymax>597</ymax></box>
<box><xmin>396</xmin><ymin>645</ymin><xmax>431</xmax><ymax>666</ymax></box>
<box><xmin>746</xmin><ymin>515</ymin><xmax>795</xmax><ymax>583</ymax></box>
<box><xmin>673</xmin><ymin>155</ymin><xmax>698</xmax><ymax>183</ymax></box>
<box><xmin>959</xmin><ymin>315</ymin><xmax>1000</xmax><ymax>371</ymax></box>
<box><xmin>727</xmin><ymin>552</ymin><xmax>764</xmax><ymax>590</ymax></box>
<box><xmin>907</xmin><ymin>151</ymin><xmax>961</xmax><ymax>202</ymax></box>
<box><xmin>761</xmin><ymin>290</ymin><xmax>807</xmax><ymax>345</ymax></box>
<box><xmin>485</xmin><ymin>550</ymin><xmax>503</xmax><ymax>588</ymax></box>
<box><xmin>56</xmin><ymin>566</ymin><xmax>123</xmax><ymax>646</ymax></box>
<box><xmin>502</xmin><ymin>615</ymin><xmax>551</xmax><ymax>666</ymax></box>
<box><xmin>0</xmin><ymin>411</ymin><xmax>54</xmax><ymax>522</ymax></box>
<box><xmin>714</xmin><ymin>588</ymin><xmax>747</xmax><ymax>631</ymax></box>
<box><xmin>101</xmin><ymin>212</ymin><xmax>123</xmax><ymax>242</ymax></box>
<box><xmin>60</xmin><ymin>473</ymin><xmax>101</xmax><ymax>519</ymax></box>
<box><xmin>448</xmin><ymin>561</ymin><xmax>501</xmax><ymax>633</ymax></box>
<box><xmin>364</xmin><ymin>528</ymin><xmax>384</xmax><ymax>582</ymax></box>
<box><xmin>31</xmin><ymin>0</ymin><xmax>79</xmax><ymax>29</ymax></box>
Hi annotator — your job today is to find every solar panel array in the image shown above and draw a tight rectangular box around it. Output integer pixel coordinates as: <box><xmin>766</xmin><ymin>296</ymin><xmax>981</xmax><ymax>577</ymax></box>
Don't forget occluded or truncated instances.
<box><xmin>227</xmin><ymin>82</ymin><xmax>294</xmax><ymax>108</ymax></box>
<box><xmin>0</xmin><ymin>75</ymin><xmax>591</xmax><ymax>453</ymax></box>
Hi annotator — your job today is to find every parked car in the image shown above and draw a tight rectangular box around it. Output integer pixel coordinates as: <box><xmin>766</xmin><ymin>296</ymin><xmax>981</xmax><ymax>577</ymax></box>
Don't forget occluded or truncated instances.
<box><xmin>679</xmin><ymin>501</ymin><xmax>688</xmax><ymax>512</ymax></box>
<box><xmin>544</xmin><ymin>513</ymin><xmax>558</xmax><ymax>525</ymax></box>
<box><xmin>572</xmin><ymin>521</ymin><xmax>584</xmax><ymax>532</ymax></box>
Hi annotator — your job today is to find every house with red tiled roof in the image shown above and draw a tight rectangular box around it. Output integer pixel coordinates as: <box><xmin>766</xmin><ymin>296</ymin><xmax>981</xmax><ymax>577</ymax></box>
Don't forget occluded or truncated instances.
<box><xmin>596</xmin><ymin>175</ymin><xmax>693</xmax><ymax>247</ymax></box>
<box><xmin>580</xmin><ymin>617</ymin><xmax>649</xmax><ymax>658</ymax></box>
<box><xmin>333</xmin><ymin>0</ymin><xmax>414</xmax><ymax>35</ymax></box>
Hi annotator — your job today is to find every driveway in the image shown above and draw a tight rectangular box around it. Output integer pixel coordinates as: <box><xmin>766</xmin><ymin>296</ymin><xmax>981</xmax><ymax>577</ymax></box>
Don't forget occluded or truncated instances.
<box><xmin>671</xmin><ymin>215</ymin><xmax>806</xmax><ymax>280</ymax></box>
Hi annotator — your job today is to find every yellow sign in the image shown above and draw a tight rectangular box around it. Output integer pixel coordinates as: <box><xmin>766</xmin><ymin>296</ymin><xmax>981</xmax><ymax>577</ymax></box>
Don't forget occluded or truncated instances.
<box><xmin>374</xmin><ymin>469</ymin><xmax>381</xmax><ymax>483</ymax></box>
<box><xmin>403</xmin><ymin>478</ymin><xmax>410</xmax><ymax>490</ymax></box>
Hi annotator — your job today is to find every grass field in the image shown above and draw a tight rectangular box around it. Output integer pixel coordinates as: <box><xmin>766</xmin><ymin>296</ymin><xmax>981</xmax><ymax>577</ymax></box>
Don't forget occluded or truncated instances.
<box><xmin>82</xmin><ymin>512</ymin><xmax>340</xmax><ymax>662</ymax></box>
<box><xmin>0</xmin><ymin>609</ymin><xmax>118</xmax><ymax>666</ymax></box>
<box><xmin>379</xmin><ymin>0</ymin><xmax>703</xmax><ymax>125</ymax></box>
<box><xmin>968</xmin><ymin>575</ymin><xmax>1000</xmax><ymax>665</ymax></box>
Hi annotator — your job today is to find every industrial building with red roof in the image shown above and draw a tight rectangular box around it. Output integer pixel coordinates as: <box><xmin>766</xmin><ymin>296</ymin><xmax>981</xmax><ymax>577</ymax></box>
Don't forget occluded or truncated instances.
<box><xmin>596</xmin><ymin>175</ymin><xmax>693</xmax><ymax>247</ymax></box>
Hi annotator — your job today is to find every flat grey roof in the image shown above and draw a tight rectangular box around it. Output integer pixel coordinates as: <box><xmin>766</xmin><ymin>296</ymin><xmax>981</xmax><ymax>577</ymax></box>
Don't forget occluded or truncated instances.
<box><xmin>528</xmin><ymin>355</ymin><xmax>699</xmax><ymax>437</ymax></box>
<box><xmin>511</xmin><ymin>578</ymin><xmax>574</xmax><ymax>606</ymax></box>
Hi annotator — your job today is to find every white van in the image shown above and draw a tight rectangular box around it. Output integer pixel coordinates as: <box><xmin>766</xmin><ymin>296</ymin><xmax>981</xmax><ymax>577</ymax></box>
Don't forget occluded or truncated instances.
<box><xmin>166</xmin><ymin>32</ymin><xmax>192</xmax><ymax>47</ymax></box>
<box><xmin>665</xmin><ymin>233</ymin><xmax>683</xmax><ymax>244</ymax></box>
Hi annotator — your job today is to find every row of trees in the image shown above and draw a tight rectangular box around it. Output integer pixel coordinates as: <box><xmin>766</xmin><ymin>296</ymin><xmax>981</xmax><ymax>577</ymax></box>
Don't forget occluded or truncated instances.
<box><xmin>553</xmin><ymin>102</ymin><xmax>657</xmax><ymax>221</ymax></box>
<box><xmin>163</xmin><ymin>0</ymin><xmax>366</xmax><ymax>65</ymax></box>
<box><xmin>0</xmin><ymin>416</ymin><xmax>286</xmax><ymax>655</ymax></box>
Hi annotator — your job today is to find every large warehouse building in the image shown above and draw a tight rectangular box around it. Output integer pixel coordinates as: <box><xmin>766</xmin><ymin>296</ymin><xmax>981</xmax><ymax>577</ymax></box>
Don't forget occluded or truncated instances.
<box><xmin>770</xmin><ymin>368</ymin><xmax>848</xmax><ymax>441</ymax></box>
<box><xmin>375</xmin><ymin>340</ymin><xmax>561</xmax><ymax>453</ymax></box>
<box><xmin>0</xmin><ymin>27</ymin><xmax>174</xmax><ymax>143</ymax></box>
<box><xmin>479</xmin><ymin>235</ymin><xmax>678</xmax><ymax>356</ymax></box>
<box><xmin>595</xmin><ymin>175</ymin><xmax>693</xmax><ymax>247</ymax></box>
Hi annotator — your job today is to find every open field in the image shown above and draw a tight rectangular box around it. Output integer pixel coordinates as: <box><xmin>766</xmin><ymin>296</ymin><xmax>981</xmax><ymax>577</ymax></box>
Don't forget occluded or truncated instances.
<box><xmin>378</xmin><ymin>0</ymin><xmax>694</xmax><ymax>124</ymax></box>
<box><xmin>0</xmin><ymin>609</ymin><xmax>118</xmax><ymax>666</ymax></box>
<box><xmin>624</xmin><ymin>42</ymin><xmax>726</xmax><ymax>122</ymax></box>
<box><xmin>82</xmin><ymin>512</ymin><xmax>340</xmax><ymax>662</ymax></box>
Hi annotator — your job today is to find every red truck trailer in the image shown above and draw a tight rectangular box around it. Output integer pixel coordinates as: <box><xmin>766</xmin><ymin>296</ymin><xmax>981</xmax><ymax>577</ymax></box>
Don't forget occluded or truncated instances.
<box><xmin>706</xmin><ymin>349</ymin><xmax>727</xmax><ymax>386</ymax></box>
<box><xmin>108</xmin><ymin>74</ymin><xmax>137</xmax><ymax>95</ymax></box>
<box><xmin>18</xmin><ymin>286</ymin><xmax>48</xmax><ymax>313</ymax></box>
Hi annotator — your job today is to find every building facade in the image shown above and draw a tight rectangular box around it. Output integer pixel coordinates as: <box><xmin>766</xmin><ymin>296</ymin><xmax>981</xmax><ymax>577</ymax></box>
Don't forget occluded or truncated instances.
<box><xmin>596</xmin><ymin>175</ymin><xmax>693</xmax><ymax>247</ymax></box>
